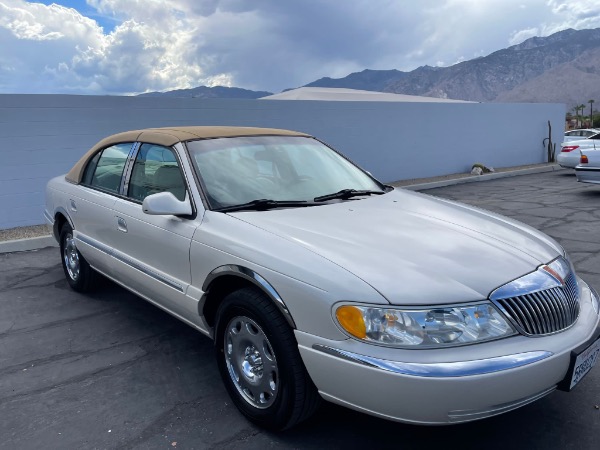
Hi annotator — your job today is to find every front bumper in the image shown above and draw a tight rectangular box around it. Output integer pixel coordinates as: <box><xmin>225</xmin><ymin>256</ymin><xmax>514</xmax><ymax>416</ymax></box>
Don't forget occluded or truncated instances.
<box><xmin>296</xmin><ymin>280</ymin><xmax>600</xmax><ymax>424</ymax></box>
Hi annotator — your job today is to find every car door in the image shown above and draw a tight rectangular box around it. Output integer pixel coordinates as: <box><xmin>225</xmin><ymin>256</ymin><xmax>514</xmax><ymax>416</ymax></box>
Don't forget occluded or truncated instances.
<box><xmin>106</xmin><ymin>142</ymin><xmax>202</xmax><ymax>323</ymax></box>
<box><xmin>70</xmin><ymin>142</ymin><xmax>135</xmax><ymax>273</ymax></box>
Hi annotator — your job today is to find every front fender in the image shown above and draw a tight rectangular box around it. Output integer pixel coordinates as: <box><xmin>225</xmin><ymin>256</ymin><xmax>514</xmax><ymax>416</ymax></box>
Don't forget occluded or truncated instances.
<box><xmin>201</xmin><ymin>264</ymin><xmax>295</xmax><ymax>329</ymax></box>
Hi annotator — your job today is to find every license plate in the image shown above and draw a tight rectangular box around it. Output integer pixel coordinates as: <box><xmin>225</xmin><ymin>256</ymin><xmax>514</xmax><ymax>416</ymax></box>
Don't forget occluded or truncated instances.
<box><xmin>568</xmin><ymin>337</ymin><xmax>600</xmax><ymax>390</ymax></box>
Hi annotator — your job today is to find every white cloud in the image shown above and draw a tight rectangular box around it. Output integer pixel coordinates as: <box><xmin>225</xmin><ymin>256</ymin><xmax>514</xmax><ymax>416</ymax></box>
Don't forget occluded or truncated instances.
<box><xmin>509</xmin><ymin>27</ymin><xmax>540</xmax><ymax>45</ymax></box>
<box><xmin>1</xmin><ymin>0</ymin><xmax>600</xmax><ymax>94</ymax></box>
<box><xmin>544</xmin><ymin>0</ymin><xmax>600</xmax><ymax>33</ymax></box>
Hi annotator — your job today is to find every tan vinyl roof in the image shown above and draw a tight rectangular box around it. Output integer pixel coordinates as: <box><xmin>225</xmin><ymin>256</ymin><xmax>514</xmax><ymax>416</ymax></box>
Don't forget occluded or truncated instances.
<box><xmin>66</xmin><ymin>126</ymin><xmax>309</xmax><ymax>184</ymax></box>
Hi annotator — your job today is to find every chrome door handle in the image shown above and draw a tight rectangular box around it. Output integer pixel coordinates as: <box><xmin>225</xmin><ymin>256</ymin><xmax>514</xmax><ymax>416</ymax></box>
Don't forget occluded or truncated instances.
<box><xmin>116</xmin><ymin>216</ymin><xmax>128</xmax><ymax>233</ymax></box>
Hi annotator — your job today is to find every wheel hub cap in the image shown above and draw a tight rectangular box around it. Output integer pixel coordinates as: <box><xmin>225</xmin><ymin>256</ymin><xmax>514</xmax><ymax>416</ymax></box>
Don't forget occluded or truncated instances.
<box><xmin>241</xmin><ymin>346</ymin><xmax>264</xmax><ymax>380</ymax></box>
<box><xmin>63</xmin><ymin>234</ymin><xmax>80</xmax><ymax>281</ymax></box>
<box><xmin>224</xmin><ymin>316</ymin><xmax>278</xmax><ymax>409</ymax></box>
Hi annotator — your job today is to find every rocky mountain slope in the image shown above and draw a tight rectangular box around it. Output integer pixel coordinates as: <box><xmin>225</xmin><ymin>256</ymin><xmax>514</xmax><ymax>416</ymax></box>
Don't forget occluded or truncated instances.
<box><xmin>305</xmin><ymin>28</ymin><xmax>600</xmax><ymax>105</ymax></box>
<box><xmin>140</xmin><ymin>28</ymin><xmax>600</xmax><ymax>106</ymax></box>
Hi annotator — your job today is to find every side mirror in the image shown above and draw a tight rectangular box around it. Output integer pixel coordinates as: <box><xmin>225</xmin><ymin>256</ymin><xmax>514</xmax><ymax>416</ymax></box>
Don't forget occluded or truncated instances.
<box><xmin>142</xmin><ymin>192</ymin><xmax>192</xmax><ymax>216</ymax></box>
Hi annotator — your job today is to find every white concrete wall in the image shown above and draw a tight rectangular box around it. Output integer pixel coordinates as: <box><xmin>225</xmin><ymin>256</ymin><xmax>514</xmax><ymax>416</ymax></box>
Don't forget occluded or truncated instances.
<box><xmin>0</xmin><ymin>94</ymin><xmax>565</xmax><ymax>229</ymax></box>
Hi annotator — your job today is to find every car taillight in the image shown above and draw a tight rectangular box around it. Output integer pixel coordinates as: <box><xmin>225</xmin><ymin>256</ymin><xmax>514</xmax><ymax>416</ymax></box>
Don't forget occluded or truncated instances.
<box><xmin>561</xmin><ymin>145</ymin><xmax>579</xmax><ymax>152</ymax></box>
<box><xmin>581</xmin><ymin>154</ymin><xmax>589</xmax><ymax>164</ymax></box>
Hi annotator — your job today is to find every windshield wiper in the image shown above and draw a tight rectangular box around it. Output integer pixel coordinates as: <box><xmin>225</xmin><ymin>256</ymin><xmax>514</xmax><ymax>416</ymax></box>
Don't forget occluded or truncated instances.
<box><xmin>215</xmin><ymin>199</ymin><xmax>320</xmax><ymax>213</ymax></box>
<box><xmin>314</xmin><ymin>189</ymin><xmax>385</xmax><ymax>202</ymax></box>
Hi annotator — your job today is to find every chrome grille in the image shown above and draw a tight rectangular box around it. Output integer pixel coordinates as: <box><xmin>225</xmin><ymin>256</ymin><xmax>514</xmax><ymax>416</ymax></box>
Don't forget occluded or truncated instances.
<box><xmin>494</xmin><ymin>272</ymin><xmax>580</xmax><ymax>335</ymax></box>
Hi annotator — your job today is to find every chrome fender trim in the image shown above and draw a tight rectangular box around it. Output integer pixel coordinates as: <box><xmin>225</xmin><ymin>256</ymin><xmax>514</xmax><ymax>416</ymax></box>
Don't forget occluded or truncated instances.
<box><xmin>312</xmin><ymin>345</ymin><xmax>553</xmax><ymax>377</ymax></box>
<box><xmin>52</xmin><ymin>207</ymin><xmax>75</xmax><ymax>240</ymax></box>
<box><xmin>44</xmin><ymin>209</ymin><xmax>54</xmax><ymax>225</ymax></box>
<box><xmin>201</xmin><ymin>265</ymin><xmax>296</xmax><ymax>328</ymax></box>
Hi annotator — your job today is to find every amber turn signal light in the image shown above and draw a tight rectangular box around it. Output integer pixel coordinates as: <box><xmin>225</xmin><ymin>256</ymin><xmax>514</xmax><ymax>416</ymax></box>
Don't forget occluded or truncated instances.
<box><xmin>336</xmin><ymin>305</ymin><xmax>367</xmax><ymax>339</ymax></box>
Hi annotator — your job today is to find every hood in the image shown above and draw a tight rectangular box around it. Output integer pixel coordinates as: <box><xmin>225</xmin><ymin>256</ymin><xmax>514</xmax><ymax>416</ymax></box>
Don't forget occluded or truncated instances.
<box><xmin>230</xmin><ymin>189</ymin><xmax>562</xmax><ymax>306</ymax></box>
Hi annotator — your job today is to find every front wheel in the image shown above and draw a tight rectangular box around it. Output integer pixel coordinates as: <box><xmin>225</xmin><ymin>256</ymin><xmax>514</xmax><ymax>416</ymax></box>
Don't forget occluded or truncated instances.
<box><xmin>214</xmin><ymin>287</ymin><xmax>320</xmax><ymax>430</ymax></box>
<box><xmin>59</xmin><ymin>223</ymin><xmax>98</xmax><ymax>292</ymax></box>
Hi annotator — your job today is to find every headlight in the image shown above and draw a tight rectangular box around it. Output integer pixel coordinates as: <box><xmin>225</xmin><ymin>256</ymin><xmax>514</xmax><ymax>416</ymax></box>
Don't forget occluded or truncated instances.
<box><xmin>335</xmin><ymin>303</ymin><xmax>517</xmax><ymax>348</ymax></box>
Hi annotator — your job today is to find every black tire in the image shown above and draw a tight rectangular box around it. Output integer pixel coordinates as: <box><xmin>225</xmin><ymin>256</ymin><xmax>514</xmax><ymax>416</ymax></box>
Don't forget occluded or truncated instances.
<box><xmin>59</xmin><ymin>223</ymin><xmax>98</xmax><ymax>292</ymax></box>
<box><xmin>214</xmin><ymin>287</ymin><xmax>321</xmax><ymax>430</ymax></box>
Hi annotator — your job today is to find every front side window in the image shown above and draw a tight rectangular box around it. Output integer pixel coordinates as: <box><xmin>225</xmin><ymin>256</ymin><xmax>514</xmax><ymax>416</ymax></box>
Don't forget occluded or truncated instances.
<box><xmin>187</xmin><ymin>136</ymin><xmax>382</xmax><ymax>208</ymax></box>
<box><xmin>83</xmin><ymin>143</ymin><xmax>132</xmax><ymax>193</ymax></box>
<box><xmin>127</xmin><ymin>144</ymin><xmax>187</xmax><ymax>202</ymax></box>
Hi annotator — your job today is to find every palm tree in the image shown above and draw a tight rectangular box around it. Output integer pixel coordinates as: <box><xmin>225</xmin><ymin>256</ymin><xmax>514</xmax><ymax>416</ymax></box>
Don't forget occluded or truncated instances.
<box><xmin>589</xmin><ymin>99</ymin><xmax>595</xmax><ymax>127</ymax></box>
<box><xmin>571</xmin><ymin>105</ymin><xmax>581</xmax><ymax>127</ymax></box>
<box><xmin>579</xmin><ymin>104</ymin><xmax>587</xmax><ymax>127</ymax></box>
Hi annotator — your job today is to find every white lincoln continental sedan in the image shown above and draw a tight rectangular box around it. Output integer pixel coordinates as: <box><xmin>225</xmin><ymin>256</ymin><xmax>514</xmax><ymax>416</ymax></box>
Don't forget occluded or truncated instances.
<box><xmin>45</xmin><ymin>127</ymin><xmax>600</xmax><ymax>430</ymax></box>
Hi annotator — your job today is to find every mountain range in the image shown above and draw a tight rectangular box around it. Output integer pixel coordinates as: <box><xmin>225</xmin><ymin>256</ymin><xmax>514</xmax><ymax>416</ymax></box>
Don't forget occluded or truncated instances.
<box><xmin>138</xmin><ymin>85</ymin><xmax>272</xmax><ymax>99</ymax></box>
<box><xmin>143</xmin><ymin>27</ymin><xmax>600</xmax><ymax>107</ymax></box>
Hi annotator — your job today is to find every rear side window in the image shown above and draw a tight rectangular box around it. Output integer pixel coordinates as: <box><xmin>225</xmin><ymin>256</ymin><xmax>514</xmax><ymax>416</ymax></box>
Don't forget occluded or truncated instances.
<box><xmin>83</xmin><ymin>143</ymin><xmax>132</xmax><ymax>193</ymax></box>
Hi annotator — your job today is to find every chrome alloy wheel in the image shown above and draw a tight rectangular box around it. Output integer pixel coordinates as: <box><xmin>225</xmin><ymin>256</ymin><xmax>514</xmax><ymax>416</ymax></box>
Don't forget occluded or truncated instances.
<box><xmin>224</xmin><ymin>316</ymin><xmax>278</xmax><ymax>409</ymax></box>
<box><xmin>63</xmin><ymin>234</ymin><xmax>80</xmax><ymax>281</ymax></box>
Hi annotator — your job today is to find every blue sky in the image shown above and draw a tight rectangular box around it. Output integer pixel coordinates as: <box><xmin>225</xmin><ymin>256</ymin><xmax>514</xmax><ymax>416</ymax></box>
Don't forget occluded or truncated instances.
<box><xmin>36</xmin><ymin>1</ymin><xmax>117</xmax><ymax>31</ymax></box>
<box><xmin>2</xmin><ymin>1</ymin><xmax>600</xmax><ymax>95</ymax></box>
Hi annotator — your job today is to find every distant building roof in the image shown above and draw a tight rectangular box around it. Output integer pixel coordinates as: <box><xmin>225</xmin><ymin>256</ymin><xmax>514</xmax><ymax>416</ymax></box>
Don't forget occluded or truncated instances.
<box><xmin>260</xmin><ymin>87</ymin><xmax>474</xmax><ymax>103</ymax></box>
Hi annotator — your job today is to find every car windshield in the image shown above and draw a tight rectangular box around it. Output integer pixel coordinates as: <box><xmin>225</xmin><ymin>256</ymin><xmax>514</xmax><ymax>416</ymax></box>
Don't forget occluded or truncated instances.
<box><xmin>186</xmin><ymin>136</ymin><xmax>384</xmax><ymax>210</ymax></box>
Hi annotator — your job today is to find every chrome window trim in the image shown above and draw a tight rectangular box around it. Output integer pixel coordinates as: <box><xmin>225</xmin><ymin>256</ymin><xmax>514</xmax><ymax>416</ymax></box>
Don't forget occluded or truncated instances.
<box><xmin>120</xmin><ymin>142</ymin><xmax>142</xmax><ymax>196</ymax></box>
<box><xmin>312</xmin><ymin>345</ymin><xmax>553</xmax><ymax>377</ymax></box>
<box><xmin>76</xmin><ymin>234</ymin><xmax>184</xmax><ymax>292</ymax></box>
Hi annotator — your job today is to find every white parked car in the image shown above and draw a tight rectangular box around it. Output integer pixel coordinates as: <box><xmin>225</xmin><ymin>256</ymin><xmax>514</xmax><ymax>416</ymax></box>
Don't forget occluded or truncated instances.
<box><xmin>558</xmin><ymin>132</ymin><xmax>600</xmax><ymax>168</ymax></box>
<box><xmin>576</xmin><ymin>148</ymin><xmax>600</xmax><ymax>185</ymax></box>
<box><xmin>563</xmin><ymin>128</ymin><xmax>600</xmax><ymax>142</ymax></box>
<box><xmin>45</xmin><ymin>127</ymin><xmax>600</xmax><ymax>430</ymax></box>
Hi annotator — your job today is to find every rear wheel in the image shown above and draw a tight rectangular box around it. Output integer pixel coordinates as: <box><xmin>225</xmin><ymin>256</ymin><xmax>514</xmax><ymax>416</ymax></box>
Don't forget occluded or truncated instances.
<box><xmin>59</xmin><ymin>223</ymin><xmax>98</xmax><ymax>292</ymax></box>
<box><xmin>214</xmin><ymin>287</ymin><xmax>320</xmax><ymax>430</ymax></box>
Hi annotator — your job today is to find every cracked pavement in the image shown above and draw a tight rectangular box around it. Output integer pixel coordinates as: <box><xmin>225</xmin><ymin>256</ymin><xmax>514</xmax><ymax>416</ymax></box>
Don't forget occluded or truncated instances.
<box><xmin>1</xmin><ymin>170</ymin><xmax>599</xmax><ymax>449</ymax></box>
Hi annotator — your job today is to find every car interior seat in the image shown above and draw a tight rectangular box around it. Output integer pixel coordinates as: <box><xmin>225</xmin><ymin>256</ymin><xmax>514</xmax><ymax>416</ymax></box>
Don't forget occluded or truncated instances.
<box><xmin>153</xmin><ymin>165</ymin><xmax>186</xmax><ymax>200</ymax></box>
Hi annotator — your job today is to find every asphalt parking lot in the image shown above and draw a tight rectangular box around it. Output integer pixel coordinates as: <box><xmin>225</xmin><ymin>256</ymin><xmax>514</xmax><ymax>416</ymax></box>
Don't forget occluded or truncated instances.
<box><xmin>1</xmin><ymin>169</ymin><xmax>599</xmax><ymax>449</ymax></box>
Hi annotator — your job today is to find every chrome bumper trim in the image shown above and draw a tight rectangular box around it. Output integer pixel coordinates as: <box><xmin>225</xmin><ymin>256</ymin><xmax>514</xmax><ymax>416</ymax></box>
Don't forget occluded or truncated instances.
<box><xmin>312</xmin><ymin>345</ymin><xmax>553</xmax><ymax>377</ymax></box>
<box><xmin>448</xmin><ymin>386</ymin><xmax>556</xmax><ymax>422</ymax></box>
